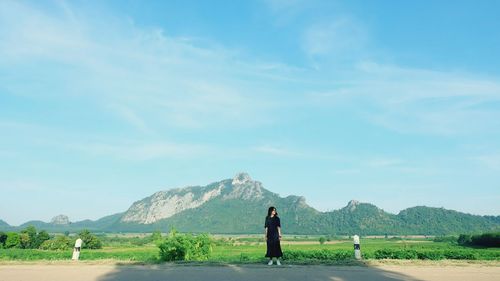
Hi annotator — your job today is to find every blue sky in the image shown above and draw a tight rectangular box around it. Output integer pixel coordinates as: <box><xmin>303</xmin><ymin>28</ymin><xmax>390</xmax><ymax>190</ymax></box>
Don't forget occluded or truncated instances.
<box><xmin>1</xmin><ymin>0</ymin><xmax>499</xmax><ymax>225</ymax></box>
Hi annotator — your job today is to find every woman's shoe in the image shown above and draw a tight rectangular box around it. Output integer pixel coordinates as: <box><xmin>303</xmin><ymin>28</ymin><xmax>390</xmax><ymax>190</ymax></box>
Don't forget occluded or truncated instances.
<box><xmin>276</xmin><ymin>259</ymin><xmax>282</xmax><ymax>266</ymax></box>
<box><xmin>268</xmin><ymin>259</ymin><xmax>273</xmax><ymax>265</ymax></box>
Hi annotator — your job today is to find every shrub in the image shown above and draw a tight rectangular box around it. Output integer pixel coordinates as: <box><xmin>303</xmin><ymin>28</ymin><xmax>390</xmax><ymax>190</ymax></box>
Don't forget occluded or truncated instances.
<box><xmin>458</xmin><ymin>232</ymin><xmax>500</xmax><ymax>247</ymax></box>
<box><xmin>416</xmin><ymin>251</ymin><xmax>445</xmax><ymax>260</ymax></box>
<box><xmin>319</xmin><ymin>237</ymin><xmax>326</xmax><ymax>245</ymax></box>
<box><xmin>0</xmin><ymin>231</ymin><xmax>6</xmax><ymax>248</ymax></box>
<box><xmin>78</xmin><ymin>230</ymin><xmax>102</xmax><ymax>249</ymax></box>
<box><xmin>158</xmin><ymin>230</ymin><xmax>213</xmax><ymax>261</ymax></box>
<box><xmin>40</xmin><ymin>236</ymin><xmax>73</xmax><ymax>250</ymax></box>
<box><xmin>443</xmin><ymin>250</ymin><xmax>477</xmax><ymax>260</ymax></box>
<box><xmin>34</xmin><ymin>230</ymin><xmax>51</xmax><ymax>249</ymax></box>
<box><xmin>282</xmin><ymin>250</ymin><xmax>353</xmax><ymax>261</ymax></box>
<box><xmin>5</xmin><ymin>232</ymin><xmax>20</xmax><ymax>248</ymax></box>
<box><xmin>433</xmin><ymin>236</ymin><xmax>457</xmax><ymax>243</ymax></box>
<box><xmin>374</xmin><ymin>249</ymin><xmax>418</xmax><ymax>260</ymax></box>
<box><xmin>458</xmin><ymin>234</ymin><xmax>472</xmax><ymax>245</ymax></box>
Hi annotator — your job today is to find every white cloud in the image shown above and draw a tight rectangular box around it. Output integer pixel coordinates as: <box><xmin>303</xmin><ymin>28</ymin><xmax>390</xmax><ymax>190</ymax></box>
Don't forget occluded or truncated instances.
<box><xmin>307</xmin><ymin>62</ymin><xmax>500</xmax><ymax>135</ymax></box>
<box><xmin>0</xmin><ymin>1</ymin><xmax>285</xmax><ymax>132</ymax></box>
<box><xmin>475</xmin><ymin>154</ymin><xmax>500</xmax><ymax>171</ymax></box>
<box><xmin>302</xmin><ymin>17</ymin><xmax>368</xmax><ymax>57</ymax></box>
<box><xmin>252</xmin><ymin>144</ymin><xmax>302</xmax><ymax>157</ymax></box>
<box><xmin>70</xmin><ymin>141</ymin><xmax>212</xmax><ymax>161</ymax></box>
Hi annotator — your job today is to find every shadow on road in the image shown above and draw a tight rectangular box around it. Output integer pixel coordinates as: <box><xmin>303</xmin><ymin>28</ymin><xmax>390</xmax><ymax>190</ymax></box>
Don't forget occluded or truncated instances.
<box><xmin>97</xmin><ymin>262</ymin><xmax>425</xmax><ymax>281</ymax></box>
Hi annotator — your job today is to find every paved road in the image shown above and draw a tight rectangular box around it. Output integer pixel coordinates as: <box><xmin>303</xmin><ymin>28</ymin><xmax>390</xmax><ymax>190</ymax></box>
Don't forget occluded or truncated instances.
<box><xmin>1</xmin><ymin>264</ymin><xmax>499</xmax><ymax>281</ymax></box>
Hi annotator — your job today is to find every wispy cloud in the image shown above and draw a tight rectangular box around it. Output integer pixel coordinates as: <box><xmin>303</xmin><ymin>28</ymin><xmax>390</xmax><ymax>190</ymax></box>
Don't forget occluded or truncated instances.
<box><xmin>0</xmin><ymin>1</ymin><xmax>285</xmax><ymax>132</ymax></box>
<box><xmin>306</xmin><ymin>62</ymin><xmax>500</xmax><ymax>135</ymax></box>
<box><xmin>70</xmin><ymin>141</ymin><xmax>211</xmax><ymax>161</ymax></box>
<box><xmin>475</xmin><ymin>154</ymin><xmax>500</xmax><ymax>171</ymax></box>
<box><xmin>252</xmin><ymin>144</ymin><xmax>304</xmax><ymax>157</ymax></box>
<box><xmin>302</xmin><ymin>17</ymin><xmax>368</xmax><ymax>57</ymax></box>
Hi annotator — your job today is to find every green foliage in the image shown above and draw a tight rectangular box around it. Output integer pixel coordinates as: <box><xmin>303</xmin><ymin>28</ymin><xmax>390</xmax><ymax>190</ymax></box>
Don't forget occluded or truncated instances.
<box><xmin>35</xmin><ymin>230</ymin><xmax>51</xmax><ymax>248</ymax></box>
<box><xmin>78</xmin><ymin>229</ymin><xmax>102</xmax><ymax>249</ymax></box>
<box><xmin>458</xmin><ymin>234</ymin><xmax>472</xmax><ymax>245</ymax></box>
<box><xmin>374</xmin><ymin>249</ymin><xmax>418</xmax><ymax>259</ymax></box>
<box><xmin>20</xmin><ymin>226</ymin><xmax>37</xmax><ymax>249</ymax></box>
<box><xmin>283</xmin><ymin>249</ymin><xmax>353</xmax><ymax>261</ymax></box>
<box><xmin>319</xmin><ymin>237</ymin><xmax>326</xmax><ymax>245</ymax></box>
<box><xmin>0</xmin><ymin>231</ymin><xmax>7</xmax><ymax>248</ymax></box>
<box><xmin>5</xmin><ymin>232</ymin><xmax>20</xmax><ymax>248</ymax></box>
<box><xmin>458</xmin><ymin>232</ymin><xmax>500</xmax><ymax>247</ymax></box>
<box><xmin>151</xmin><ymin>230</ymin><xmax>162</xmax><ymax>243</ymax></box>
<box><xmin>433</xmin><ymin>235</ymin><xmax>458</xmax><ymax>243</ymax></box>
<box><xmin>19</xmin><ymin>233</ymin><xmax>31</xmax><ymax>249</ymax></box>
<box><xmin>158</xmin><ymin>230</ymin><xmax>213</xmax><ymax>261</ymax></box>
<box><xmin>39</xmin><ymin>236</ymin><xmax>73</xmax><ymax>250</ymax></box>
<box><xmin>373</xmin><ymin>249</ymin><xmax>480</xmax><ymax>260</ymax></box>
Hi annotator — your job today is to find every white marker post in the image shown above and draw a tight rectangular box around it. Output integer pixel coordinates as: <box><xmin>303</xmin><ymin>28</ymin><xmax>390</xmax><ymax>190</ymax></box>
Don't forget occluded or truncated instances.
<box><xmin>353</xmin><ymin>235</ymin><xmax>361</xmax><ymax>260</ymax></box>
<box><xmin>72</xmin><ymin>238</ymin><xmax>83</xmax><ymax>261</ymax></box>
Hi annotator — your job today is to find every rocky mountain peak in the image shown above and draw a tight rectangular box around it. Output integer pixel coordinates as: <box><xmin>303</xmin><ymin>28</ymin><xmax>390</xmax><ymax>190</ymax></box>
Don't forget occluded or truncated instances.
<box><xmin>51</xmin><ymin>214</ymin><xmax>70</xmax><ymax>225</ymax></box>
<box><xmin>346</xmin><ymin>200</ymin><xmax>360</xmax><ymax>211</ymax></box>
<box><xmin>232</xmin><ymin>172</ymin><xmax>252</xmax><ymax>185</ymax></box>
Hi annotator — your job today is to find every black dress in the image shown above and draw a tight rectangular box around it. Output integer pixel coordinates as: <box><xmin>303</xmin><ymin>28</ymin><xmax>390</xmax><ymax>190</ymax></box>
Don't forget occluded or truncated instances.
<box><xmin>265</xmin><ymin>216</ymin><xmax>283</xmax><ymax>258</ymax></box>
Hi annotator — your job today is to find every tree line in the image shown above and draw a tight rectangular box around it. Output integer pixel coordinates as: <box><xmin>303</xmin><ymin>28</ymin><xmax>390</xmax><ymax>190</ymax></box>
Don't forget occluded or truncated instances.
<box><xmin>0</xmin><ymin>226</ymin><xmax>102</xmax><ymax>250</ymax></box>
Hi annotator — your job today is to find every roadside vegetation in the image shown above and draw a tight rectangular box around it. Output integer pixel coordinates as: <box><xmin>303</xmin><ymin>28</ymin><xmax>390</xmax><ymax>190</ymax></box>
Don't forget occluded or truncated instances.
<box><xmin>0</xmin><ymin>227</ymin><xmax>498</xmax><ymax>263</ymax></box>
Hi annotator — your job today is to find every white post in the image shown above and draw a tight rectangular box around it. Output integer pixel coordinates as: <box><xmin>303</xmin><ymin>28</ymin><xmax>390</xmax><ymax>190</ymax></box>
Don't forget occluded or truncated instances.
<box><xmin>72</xmin><ymin>238</ymin><xmax>83</xmax><ymax>261</ymax></box>
<box><xmin>353</xmin><ymin>235</ymin><xmax>361</xmax><ymax>260</ymax></box>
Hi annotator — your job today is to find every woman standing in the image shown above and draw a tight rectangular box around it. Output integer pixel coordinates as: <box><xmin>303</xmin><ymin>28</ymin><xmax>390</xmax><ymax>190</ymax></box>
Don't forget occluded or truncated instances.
<box><xmin>265</xmin><ymin>206</ymin><xmax>283</xmax><ymax>265</ymax></box>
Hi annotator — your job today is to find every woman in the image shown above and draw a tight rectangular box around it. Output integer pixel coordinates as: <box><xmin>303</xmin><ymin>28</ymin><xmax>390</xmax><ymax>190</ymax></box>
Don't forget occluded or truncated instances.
<box><xmin>264</xmin><ymin>206</ymin><xmax>283</xmax><ymax>265</ymax></box>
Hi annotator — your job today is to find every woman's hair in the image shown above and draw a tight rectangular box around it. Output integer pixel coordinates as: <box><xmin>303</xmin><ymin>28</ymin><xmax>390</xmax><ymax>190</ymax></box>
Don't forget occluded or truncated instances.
<box><xmin>267</xmin><ymin>206</ymin><xmax>278</xmax><ymax>218</ymax></box>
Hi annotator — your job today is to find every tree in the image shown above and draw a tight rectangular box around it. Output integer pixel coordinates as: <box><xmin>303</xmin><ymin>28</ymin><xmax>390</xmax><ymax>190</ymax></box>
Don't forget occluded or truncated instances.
<box><xmin>5</xmin><ymin>232</ymin><xmax>20</xmax><ymax>248</ymax></box>
<box><xmin>0</xmin><ymin>231</ymin><xmax>7</xmax><ymax>248</ymax></box>
<box><xmin>20</xmin><ymin>226</ymin><xmax>38</xmax><ymax>249</ymax></box>
<box><xmin>78</xmin><ymin>229</ymin><xmax>102</xmax><ymax>249</ymax></box>
<box><xmin>458</xmin><ymin>234</ymin><xmax>472</xmax><ymax>245</ymax></box>
<box><xmin>35</xmin><ymin>230</ymin><xmax>51</xmax><ymax>249</ymax></box>
<box><xmin>151</xmin><ymin>230</ymin><xmax>162</xmax><ymax>243</ymax></box>
<box><xmin>158</xmin><ymin>230</ymin><xmax>213</xmax><ymax>261</ymax></box>
<box><xmin>40</xmin><ymin>236</ymin><xmax>72</xmax><ymax>250</ymax></box>
<box><xmin>19</xmin><ymin>233</ymin><xmax>31</xmax><ymax>249</ymax></box>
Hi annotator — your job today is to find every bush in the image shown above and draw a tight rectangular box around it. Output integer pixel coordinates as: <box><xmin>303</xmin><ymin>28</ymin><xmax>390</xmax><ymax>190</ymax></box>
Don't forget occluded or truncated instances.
<box><xmin>0</xmin><ymin>232</ymin><xmax>6</xmax><ymax>248</ymax></box>
<box><xmin>5</xmin><ymin>232</ymin><xmax>20</xmax><ymax>248</ymax></box>
<box><xmin>34</xmin><ymin>230</ymin><xmax>51</xmax><ymax>249</ymax></box>
<box><xmin>40</xmin><ymin>236</ymin><xmax>73</xmax><ymax>250</ymax></box>
<box><xmin>458</xmin><ymin>234</ymin><xmax>472</xmax><ymax>245</ymax></box>
<box><xmin>78</xmin><ymin>230</ymin><xmax>102</xmax><ymax>249</ymax></box>
<box><xmin>158</xmin><ymin>230</ymin><xmax>213</xmax><ymax>261</ymax></box>
<box><xmin>319</xmin><ymin>237</ymin><xmax>326</xmax><ymax>245</ymax></box>
<box><xmin>433</xmin><ymin>236</ymin><xmax>457</xmax><ymax>243</ymax></box>
<box><xmin>458</xmin><ymin>232</ymin><xmax>500</xmax><ymax>247</ymax></box>
<box><xmin>283</xmin><ymin>250</ymin><xmax>353</xmax><ymax>261</ymax></box>
<box><xmin>443</xmin><ymin>250</ymin><xmax>477</xmax><ymax>260</ymax></box>
<box><xmin>374</xmin><ymin>249</ymin><xmax>418</xmax><ymax>259</ymax></box>
<box><xmin>416</xmin><ymin>251</ymin><xmax>444</xmax><ymax>260</ymax></box>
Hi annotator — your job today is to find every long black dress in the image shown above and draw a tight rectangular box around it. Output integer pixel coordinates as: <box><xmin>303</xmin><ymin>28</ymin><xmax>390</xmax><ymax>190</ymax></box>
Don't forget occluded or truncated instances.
<box><xmin>265</xmin><ymin>216</ymin><xmax>283</xmax><ymax>258</ymax></box>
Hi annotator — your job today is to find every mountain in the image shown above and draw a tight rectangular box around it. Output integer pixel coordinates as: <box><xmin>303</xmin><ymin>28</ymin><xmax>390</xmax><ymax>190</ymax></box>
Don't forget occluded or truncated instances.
<box><xmin>2</xmin><ymin>173</ymin><xmax>499</xmax><ymax>235</ymax></box>
<box><xmin>51</xmin><ymin>215</ymin><xmax>70</xmax><ymax>225</ymax></box>
<box><xmin>0</xmin><ymin>219</ymin><xmax>10</xmax><ymax>228</ymax></box>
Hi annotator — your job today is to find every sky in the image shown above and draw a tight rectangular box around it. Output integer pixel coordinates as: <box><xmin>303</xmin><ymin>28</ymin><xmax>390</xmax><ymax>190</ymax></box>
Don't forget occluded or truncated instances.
<box><xmin>1</xmin><ymin>0</ymin><xmax>499</xmax><ymax>225</ymax></box>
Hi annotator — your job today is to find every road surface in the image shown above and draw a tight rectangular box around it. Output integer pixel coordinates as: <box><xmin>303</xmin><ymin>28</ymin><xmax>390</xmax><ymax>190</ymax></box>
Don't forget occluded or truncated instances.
<box><xmin>1</xmin><ymin>264</ymin><xmax>499</xmax><ymax>281</ymax></box>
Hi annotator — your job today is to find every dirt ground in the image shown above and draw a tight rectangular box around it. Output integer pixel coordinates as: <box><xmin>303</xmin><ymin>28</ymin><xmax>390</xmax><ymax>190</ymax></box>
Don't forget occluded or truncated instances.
<box><xmin>1</xmin><ymin>263</ymin><xmax>499</xmax><ymax>281</ymax></box>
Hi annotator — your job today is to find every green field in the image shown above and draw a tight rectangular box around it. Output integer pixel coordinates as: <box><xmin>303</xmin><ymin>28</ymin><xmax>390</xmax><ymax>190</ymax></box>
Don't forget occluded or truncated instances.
<box><xmin>1</xmin><ymin>235</ymin><xmax>499</xmax><ymax>263</ymax></box>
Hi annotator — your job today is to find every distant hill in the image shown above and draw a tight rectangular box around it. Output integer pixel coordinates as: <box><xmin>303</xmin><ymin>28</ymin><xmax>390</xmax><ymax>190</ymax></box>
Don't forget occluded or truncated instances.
<box><xmin>0</xmin><ymin>219</ymin><xmax>10</xmax><ymax>228</ymax></box>
<box><xmin>2</xmin><ymin>173</ymin><xmax>499</xmax><ymax>235</ymax></box>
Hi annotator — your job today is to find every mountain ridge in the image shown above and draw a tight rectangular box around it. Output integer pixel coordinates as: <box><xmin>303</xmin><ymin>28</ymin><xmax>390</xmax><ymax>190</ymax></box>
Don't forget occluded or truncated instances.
<box><xmin>1</xmin><ymin>173</ymin><xmax>499</xmax><ymax>235</ymax></box>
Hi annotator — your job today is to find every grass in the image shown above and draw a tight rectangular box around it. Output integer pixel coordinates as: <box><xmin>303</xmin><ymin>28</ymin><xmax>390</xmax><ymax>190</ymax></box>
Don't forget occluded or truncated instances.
<box><xmin>1</xmin><ymin>237</ymin><xmax>499</xmax><ymax>264</ymax></box>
